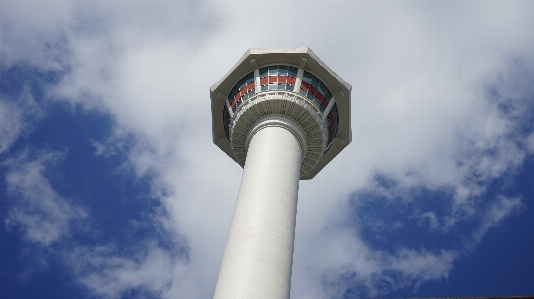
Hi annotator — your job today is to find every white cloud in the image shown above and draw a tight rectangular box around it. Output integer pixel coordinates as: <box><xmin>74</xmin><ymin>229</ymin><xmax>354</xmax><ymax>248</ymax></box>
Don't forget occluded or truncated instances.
<box><xmin>471</xmin><ymin>196</ymin><xmax>525</xmax><ymax>247</ymax></box>
<box><xmin>0</xmin><ymin>1</ymin><xmax>71</xmax><ymax>71</ymax></box>
<box><xmin>2</xmin><ymin>1</ymin><xmax>534</xmax><ymax>298</ymax></box>
<box><xmin>293</xmin><ymin>224</ymin><xmax>456</xmax><ymax>299</ymax></box>
<box><xmin>0</xmin><ymin>100</ymin><xmax>22</xmax><ymax>154</ymax></box>
<box><xmin>418</xmin><ymin>212</ymin><xmax>440</xmax><ymax>230</ymax></box>
<box><xmin>4</xmin><ymin>150</ymin><xmax>86</xmax><ymax>246</ymax></box>
<box><xmin>68</xmin><ymin>243</ymin><xmax>199</xmax><ymax>299</ymax></box>
<box><xmin>0</xmin><ymin>85</ymin><xmax>43</xmax><ymax>155</ymax></box>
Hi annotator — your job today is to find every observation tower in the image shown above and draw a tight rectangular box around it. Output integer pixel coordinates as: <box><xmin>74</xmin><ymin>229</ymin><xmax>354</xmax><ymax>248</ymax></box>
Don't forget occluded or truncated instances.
<box><xmin>210</xmin><ymin>48</ymin><xmax>351</xmax><ymax>299</ymax></box>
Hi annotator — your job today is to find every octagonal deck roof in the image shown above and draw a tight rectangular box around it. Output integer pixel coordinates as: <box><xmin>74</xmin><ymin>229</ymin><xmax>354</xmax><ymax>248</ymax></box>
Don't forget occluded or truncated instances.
<box><xmin>210</xmin><ymin>47</ymin><xmax>352</xmax><ymax>180</ymax></box>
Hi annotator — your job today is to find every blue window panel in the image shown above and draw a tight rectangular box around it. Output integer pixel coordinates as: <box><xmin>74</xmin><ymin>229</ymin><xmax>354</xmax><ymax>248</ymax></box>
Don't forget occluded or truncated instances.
<box><xmin>332</xmin><ymin>104</ymin><xmax>339</xmax><ymax>118</ymax></box>
<box><xmin>288</xmin><ymin>67</ymin><xmax>298</xmax><ymax>78</ymax></box>
<box><xmin>279</xmin><ymin>66</ymin><xmax>288</xmax><ymax>77</ymax></box>
<box><xmin>324</xmin><ymin>90</ymin><xmax>332</xmax><ymax>102</ymax></box>
<box><xmin>311</xmin><ymin>78</ymin><xmax>320</xmax><ymax>88</ymax></box>
<box><xmin>317</xmin><ymin>84</ymin><xmax>326</xmax><ymax>96</ymax></box>
<box><xmin>260</xmin><ymin>67</ymin><xmax>268</xmax><ymax>78</ymax></box>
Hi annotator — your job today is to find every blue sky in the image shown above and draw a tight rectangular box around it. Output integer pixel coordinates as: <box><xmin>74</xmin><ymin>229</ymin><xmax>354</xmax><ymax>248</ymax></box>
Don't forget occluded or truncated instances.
<box><xmin>1</xmin><ymin>1</ymin><xmax>534</xmax><ymax>299</ymax></box>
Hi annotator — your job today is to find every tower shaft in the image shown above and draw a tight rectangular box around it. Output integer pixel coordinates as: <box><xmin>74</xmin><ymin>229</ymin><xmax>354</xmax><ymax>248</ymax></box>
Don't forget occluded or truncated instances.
<box><xmin>213</xmin><ymin>119</ymin><xmax>302</xmax><ymax>299</ymax></box>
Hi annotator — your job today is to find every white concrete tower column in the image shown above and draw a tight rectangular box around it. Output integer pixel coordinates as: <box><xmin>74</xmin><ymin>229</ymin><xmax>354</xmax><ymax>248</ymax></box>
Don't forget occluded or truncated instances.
<box><xmin>213</xmin><ymin>116</ymin><xmax>304</xmax><ymax>299</ymax></box>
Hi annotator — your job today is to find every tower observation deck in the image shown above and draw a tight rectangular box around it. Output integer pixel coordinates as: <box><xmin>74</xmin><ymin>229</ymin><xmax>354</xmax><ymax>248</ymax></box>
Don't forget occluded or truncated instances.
<box><xmin>210</xmin><ymin>48</ymin><xmax>352</xmax><ymax>299</ymax></box>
